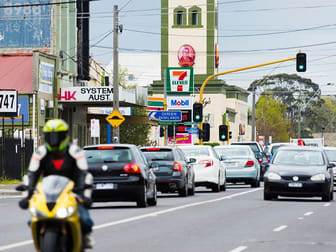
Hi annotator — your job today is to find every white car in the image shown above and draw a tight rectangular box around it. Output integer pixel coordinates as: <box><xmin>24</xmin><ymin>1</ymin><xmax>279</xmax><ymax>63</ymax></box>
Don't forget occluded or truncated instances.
<box><xmin>179</xmin><ymin>145</ymin><xmax>226</xmax><ymax>192</ymax></box>
<box><xmin>323</xmin><ymin>146</ymin><xmax>336</xmax><ymax>187</ymax></box>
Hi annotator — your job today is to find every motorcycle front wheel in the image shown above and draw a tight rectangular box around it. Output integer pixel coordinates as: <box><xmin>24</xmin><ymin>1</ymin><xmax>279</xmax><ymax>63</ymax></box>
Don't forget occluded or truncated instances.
<box><xmin>40</xmin><ymin>230</ymin><xmax>59</xmax><ymax>252</ymax></box>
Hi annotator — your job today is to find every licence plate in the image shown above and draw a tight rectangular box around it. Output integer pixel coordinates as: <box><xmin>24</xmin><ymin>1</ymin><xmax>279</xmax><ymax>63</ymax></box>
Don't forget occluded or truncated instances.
<box><xmin>95</xmin><ymin>183</ymin><xmax>116</xmax><ymax>190</ymax></box>
<box><xmin>288</xmin><ymin>182</ymin><xmax>303</xmax><ymax>188</ymax></box>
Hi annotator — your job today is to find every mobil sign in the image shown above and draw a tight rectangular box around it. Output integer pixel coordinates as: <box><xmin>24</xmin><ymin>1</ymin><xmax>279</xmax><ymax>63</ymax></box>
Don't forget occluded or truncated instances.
<box><xmin>167</xmin><ymin>96</ymin><xmax>193</xmax><ymax>109</ymax></box>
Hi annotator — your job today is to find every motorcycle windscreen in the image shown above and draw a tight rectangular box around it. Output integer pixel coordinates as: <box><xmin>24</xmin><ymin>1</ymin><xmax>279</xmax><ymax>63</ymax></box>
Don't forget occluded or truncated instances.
<box><xmin>41</xmin><ymin>175</ymin><xmax>70</xmax><ymax>203</ymax></box>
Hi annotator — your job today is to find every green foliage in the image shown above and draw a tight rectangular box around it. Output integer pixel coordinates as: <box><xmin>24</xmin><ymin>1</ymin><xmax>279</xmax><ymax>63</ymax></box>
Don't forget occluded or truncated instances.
<box><xmin>256</xmin><ymin>92</ymin><xmax>291</xmax><ymax>142</ymax></box>
<box><xmin>119</xmin><ymin>107</ymin><xmax>151</xmax><ymax>146</ymax></box>
<box><xmin>0</xmin><ymin>177</ymin><xmax>20</xmax><ymax>184</ymax></box>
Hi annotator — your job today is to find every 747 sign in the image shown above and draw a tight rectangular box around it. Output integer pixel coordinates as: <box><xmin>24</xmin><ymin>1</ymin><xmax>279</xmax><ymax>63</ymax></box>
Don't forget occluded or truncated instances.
<box><xmin>0</xmin><ymin>90</ymin><xmax>18</xmax><ymax>116</ymax></box>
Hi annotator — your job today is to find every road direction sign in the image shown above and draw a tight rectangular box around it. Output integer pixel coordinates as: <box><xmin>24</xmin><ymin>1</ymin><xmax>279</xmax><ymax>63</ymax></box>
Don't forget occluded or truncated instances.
<box><xmin>105</xmin><ymin>109</ymin><xmax>125</xmax><ymax>128</ymax></box>
<box><xmin>186</xmin><ymin>127</ymin><xmax>199</xmax><ymax>134</ymax></box>
<box><xmin>149</xmin><ymin>111</ymin><xmax>182</xmax><ymax>121</ymax></box>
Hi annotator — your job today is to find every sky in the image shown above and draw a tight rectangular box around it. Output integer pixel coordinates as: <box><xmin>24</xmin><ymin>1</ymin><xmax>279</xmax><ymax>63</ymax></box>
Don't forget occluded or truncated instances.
<box><xmin>89</xmin><ymin>0</ymin><xmax>336</xmax><ymax>96</ymax></box>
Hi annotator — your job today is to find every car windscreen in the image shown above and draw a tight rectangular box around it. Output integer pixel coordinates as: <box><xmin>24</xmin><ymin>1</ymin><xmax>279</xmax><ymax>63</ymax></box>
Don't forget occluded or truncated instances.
<box><xmin>180</xmin><ymin>147</ymin><xmax>209</xmax><ymax>156</ymax></box>
<box><xmin>141</xmin><ymin>150</ymin><xmax>174</xmax><ymax>161</ymax></box>
<box><xmin>272</xmin><ymin>150</ymin><xmax>325</xmax><ymax>166</ymax></box>
<box><xmin>324</xmin><ymin>149</ymin><xmax>336</xmax><ymax>162</ymax></box>
<box><xmin>215</xmin><ymin>148</ymin><xmax>250</xmax><ymax>158</ymax></box>
<box><xmin>84</xmin><ymin>148</ymin><xmax>132</xmax><ymax>163</ymax></box>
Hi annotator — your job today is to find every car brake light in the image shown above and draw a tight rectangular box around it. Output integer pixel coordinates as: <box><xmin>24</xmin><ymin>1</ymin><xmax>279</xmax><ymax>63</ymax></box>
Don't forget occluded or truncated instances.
<box><xmin>123</xmin><ymin>163</ymin><xmax>141</xmax><ymax>173</ymax></box>
<box><xmin>173</xmin><ymin>162</ymin><xmax>182</xmax><ymax>172</ymax></box>
<box><xmin>200</xmin><ymin>159</ymin><xmax>214</xmax><ymax>168</ymax></box>
<box><xmin>146</xmin><ymin>148</ymin><xmax>161</xmax><ymax>151</ymax></box>
<box><xmin>267</xmin><ymin>155</ymin><xmax>270</xmax><ymax>163</ymax></box>
<box><xmin>97</xmin><ymin>146</ymin><xmax>114</xmax><ymax>149</ymax></box>
<box><xmin>245</xmin><ymin>160</ymin><xmax>255</xmax><ymax>167</ymax></box>
<box><xmin>258</xmin><ymin>159</ymin><xmax>262</xmax><ymax>164</ymax></box>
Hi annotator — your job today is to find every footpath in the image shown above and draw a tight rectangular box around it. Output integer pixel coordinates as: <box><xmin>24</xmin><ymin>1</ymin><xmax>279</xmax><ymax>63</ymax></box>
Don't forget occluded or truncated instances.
<box><xmin>0</xmin><ymin>184</ymin><xmax>22</xmax><ymax>196</ymax></box>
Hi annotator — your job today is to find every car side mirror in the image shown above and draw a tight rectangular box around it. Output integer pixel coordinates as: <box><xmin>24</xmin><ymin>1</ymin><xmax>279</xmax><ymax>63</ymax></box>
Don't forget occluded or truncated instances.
<box><xmin>188</xmin><ymin>157</ymin><xmax>197</xmax><ymax>164</ymax></box>
<box><xmin>327</xmin><ymin>163</ymin><xmax>336</xmax><ymax>169</ymax></box>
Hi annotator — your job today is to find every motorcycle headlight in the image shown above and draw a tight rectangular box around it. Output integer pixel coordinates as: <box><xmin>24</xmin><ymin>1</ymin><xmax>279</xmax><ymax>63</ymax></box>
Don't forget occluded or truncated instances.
<box><xmin>311</xmin><ymin>174</ymin><xmax>326</xmax><ymax>181</ymax></box>
<box><xmin>30</xmin><ymin>207</ymin><xmax>46</xmax><ymax>218</ymax></box>
<box><xmin>266</xmin><ymin>172</ymin><xmax>281</xmax><ymax>180</ymax></box>
<box><xmin>55</xmin><ymin>207</ymin><xmax>76</xmax><ymax>219</ymax></box>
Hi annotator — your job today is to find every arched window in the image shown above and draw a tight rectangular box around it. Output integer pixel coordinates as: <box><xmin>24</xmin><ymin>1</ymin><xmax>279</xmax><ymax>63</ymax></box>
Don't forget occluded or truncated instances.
<box><xmin>173</xmin><ymin>7</ymin><xmax>187</xmax><ymax>27</ymax></box>
<box><xmin>188</xmin><ymin>6</ymin><xmax>202</xmax><ymax>27</ymax></box>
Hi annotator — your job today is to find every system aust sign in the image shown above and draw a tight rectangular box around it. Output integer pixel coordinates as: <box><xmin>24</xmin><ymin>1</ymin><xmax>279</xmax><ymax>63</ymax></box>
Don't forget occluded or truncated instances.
<box><xmin>167</xmin><ymin>96</ymin><xmax>193</xmax><ymax>109</ymax></box>
<box><xmin>167</xmin><ymin>67</ymin><xmax>194</xmax><ymax>95</ymax></box>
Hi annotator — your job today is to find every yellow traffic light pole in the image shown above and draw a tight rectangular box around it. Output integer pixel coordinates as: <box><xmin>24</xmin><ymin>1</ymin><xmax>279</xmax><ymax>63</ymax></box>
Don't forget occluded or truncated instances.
<box><xmin>199</xmin><ymin>55</ymin><xmax>297</xmax><ymax>145</ymax></box>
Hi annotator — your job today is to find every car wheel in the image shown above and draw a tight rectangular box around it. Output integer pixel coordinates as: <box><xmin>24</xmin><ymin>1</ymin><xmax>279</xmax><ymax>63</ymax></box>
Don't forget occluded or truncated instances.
<box><xmin>148</xmin><ymin>184</ymin><xmax>157</xmax><ymax>206</ymax></box>
<box><xmin>330</xmin><ymin>190</ymin><xmax>334</xmax><ymax>201</ymax></box>
<box><xmin>220</xmin><ymin>181</ymin><xmax>226</xmax><ymax>191</ymax></box>
<box><xmin>264</xmin><ymin>191</ymin><xmax>272</xmax><ymax>201</ymax></box>
<box><xmin>322</xmin><ymin>192</ymin><xmax>331</xmax><ymax>202</ymax></box>
<box><xmin>137</xmin><ymin>184</ymin><xmax>148</xmax><ymax>208</ymax></box>
<box><xmin>212</xmin><ymin>176</ymin><xmax>220</xmax><ymax>192</ymax></box>
<box><xmin>188</xmin><ymin>178</ymin><xmax>195</xmax><ymax>196</ymax></box>
<box><xmin>178</xmin><ymin>178</ymin><xmax>188</xmax><ymax>197</ymax></box>
<box><xmin>251</xmin><ymin>179</ymin><xmax>259</xmax><ymax>188</ymax></box>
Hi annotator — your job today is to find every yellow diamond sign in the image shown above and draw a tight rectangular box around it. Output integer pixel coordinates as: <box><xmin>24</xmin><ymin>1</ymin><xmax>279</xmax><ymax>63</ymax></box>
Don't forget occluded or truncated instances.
<box><xmin>106</xmin><ymin>109</ymin><xmax>125</xmax><ymax>128</ymax></box>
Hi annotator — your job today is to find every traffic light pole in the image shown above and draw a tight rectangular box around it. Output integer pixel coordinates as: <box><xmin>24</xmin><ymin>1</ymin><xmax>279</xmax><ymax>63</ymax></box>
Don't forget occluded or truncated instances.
<box><xmin>199</xmin><ymin>55</ymin><xmax>297</xmax><ymax>145</ymax></box>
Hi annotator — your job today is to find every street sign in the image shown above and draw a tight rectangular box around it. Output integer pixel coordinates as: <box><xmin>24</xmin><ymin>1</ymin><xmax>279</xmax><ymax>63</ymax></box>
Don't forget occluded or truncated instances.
<box><xmin>183</xmin><ymin>121</ymin><xmax>199</xmax><ymax>125</ymax></box>
<box><xmin>186</xmin><ymin>127</ymin><xmax>199</xmax><ymax>134</ymax></box>
<box><xmin>149</xmin><ymin>111</ymin><xmax>182</xmax><ymax>121</ymax></box>
<box><xmin>158</xmin><ymin>121</ymin><xmax>178</xmax><ymax>126</ymax></box>
<box><xmin>105</xmin><ymin>109</ymin><xmax>125</xmax><ymax>128</ymax></box>
<box><xmin>0</xmin><ymin>90</ymin><xmax>18</xmax><ymax>117</ymax></box>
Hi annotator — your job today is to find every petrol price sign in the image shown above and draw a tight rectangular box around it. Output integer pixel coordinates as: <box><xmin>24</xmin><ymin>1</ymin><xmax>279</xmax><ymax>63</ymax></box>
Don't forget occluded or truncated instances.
<box><xmin>0</xmin><ymin>90</ymin><xmax>18</xmax><ymax>116</ymax></box>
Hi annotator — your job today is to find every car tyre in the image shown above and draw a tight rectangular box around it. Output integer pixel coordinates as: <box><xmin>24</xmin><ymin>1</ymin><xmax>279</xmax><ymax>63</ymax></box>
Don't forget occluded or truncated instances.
<box><xmin>212</xmin><ymin>176</ymin><xmax>220</xmax><ymax>192</ymax></box>
<box><xmin>251</xmin><ymin>179</ymin><xmax>260</xmax><ymax>188</ymax></box>
<box><xmin>148</xmin><ymin>184</ymin><xmax>157</xmax><ymax>206</ymax></box>
<box><xmin>188</xmin><ymin>179</ymin><xmax>195</xmax><ymax>196</ymax></box>
<box><xmin>220</xmin><ymin>181</ymin><xmax>226</xmax><ymax>191</ymax></box>
<box><xmin>322</xmin><ymin>192</ymin><xmax>331</xmax><ymax>202</ymax></box>
<box><xmin>179</xmin><ymin>178</ymin><xmax>188</xmax><ymax>197</ymax></box>
<box><xmin>137</xmin><ymin>184</ymin><xmax>148</xmax><ymax>208</ymax></box>
<box><xmin>264</xmin><ymin>191</ymin><xmax>272</xmax><ymax>201</ymax></box>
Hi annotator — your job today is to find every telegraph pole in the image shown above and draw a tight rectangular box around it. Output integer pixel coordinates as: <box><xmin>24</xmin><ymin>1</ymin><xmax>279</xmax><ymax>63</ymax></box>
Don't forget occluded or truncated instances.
<box><xmin>251</xmin><ymin>86</ymin><xmax>256</xmax><ymax>141</ymax></box>
<box><xmin>113</xmin><ymin>5</ymin><xmax>120</xmax><ymax>143</ymax></box>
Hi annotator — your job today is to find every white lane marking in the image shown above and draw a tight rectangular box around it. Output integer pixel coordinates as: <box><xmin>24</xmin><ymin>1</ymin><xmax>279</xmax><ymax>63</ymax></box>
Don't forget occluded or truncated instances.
<box><xmin>229</xmin><ymin>246</ymin><xmax>248</xmax><ymax>252</ymax></box>
<box><xmin>298</xmin><ymin>217</ymin><xmax>304</xmax><ymax>220</ymax></box>
<box><xmin>93</xmin><ymin>188</ymin><xmax>262</xmax><ymax>230</ymax></box>
<box><xmin>324</xmin><ymin>203</ymin><xmax>331</xmax><ymax>207</ymax></box>
<box><xmin>0</xmin><ymin>188</ymin><xmax>262</xmax><ymax>250</ymax></box>
<box><xmin>304</xmin><ymin>211</ymin><xmax>314</xmax><ymax>216</ymax></box>
<box><xmin>0</xmin><ymin>240</ymin><xmax>33</xmax><ymax>251</ymax></box>
<box><xmin>273</xmin><ymin>225</ymin><xmax>287</xmax><ymax>232</ymax></box>
<box><xmin>0</xmin><ymin>196</ymin><xmax>23</xmax><ymax>199</ymax></box>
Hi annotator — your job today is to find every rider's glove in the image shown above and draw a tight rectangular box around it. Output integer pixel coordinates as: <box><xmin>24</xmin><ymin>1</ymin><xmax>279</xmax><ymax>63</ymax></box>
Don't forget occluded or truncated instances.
<box><xmin>18</xmin><ymin>198</ymin><xmax>29</xmax><ymax>209</ymax></box>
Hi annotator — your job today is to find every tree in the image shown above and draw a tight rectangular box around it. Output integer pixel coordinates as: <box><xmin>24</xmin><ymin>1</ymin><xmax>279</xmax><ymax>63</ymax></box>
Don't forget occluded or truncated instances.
<box><xmin>255</xmin><ymin>93</ymin><xmax>291</xmax><ymax>142</ymax></box>
<box><xmin>249</xmin><ymin>73</ymin><xmax>322</xmax><ymax>136</ymax></box>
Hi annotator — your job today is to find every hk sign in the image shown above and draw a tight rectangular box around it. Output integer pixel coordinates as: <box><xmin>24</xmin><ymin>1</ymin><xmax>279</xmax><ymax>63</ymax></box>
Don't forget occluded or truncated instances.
<box><xmin>58</xmin><ymin>87</ymin><xmax>113</xmax><ymax>102</ymax></box>
<box><xmin>167</xmin><ymin>67</ymin><xmax>194</xmax><ymax>95</ymax></box>
<box><xmin>167</xmin><ymin>96</ymin><xmax>193</xmax><ymax>109</ymax></box>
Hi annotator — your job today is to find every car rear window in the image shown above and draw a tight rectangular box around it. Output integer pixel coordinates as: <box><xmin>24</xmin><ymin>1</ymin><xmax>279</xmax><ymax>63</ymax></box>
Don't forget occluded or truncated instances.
<box><xmin>180</xmin><ymin>147</ymin><xmax>209</xmax><ymax>156</ymax></box>
<box><xmin>141</xmin><ymin>148</ymin><xmax>174</xmax><ymax>161</ymax></box>
<box><xmin>84</xmin><ymin>148</ymin><xmax>132</xmax><ymax>163</ymax></box>
<box><xmin>273</xmin><ymin>150</ymin><xmax>325</xmax><ymax>166</ymax></box>
<box><xmin>231</xmin><ymin>143</ymin><xmax>259</xmax><ymax>153</ymax></box>
<box><xmin>324</xmin><ymin>150</ymin><xmax>336</xmax><ymax>162</ymax></box>
<box><xmin>215</xmin><ymin>148</ymin><xmax>250</xmax><ymax>158</ymax></box>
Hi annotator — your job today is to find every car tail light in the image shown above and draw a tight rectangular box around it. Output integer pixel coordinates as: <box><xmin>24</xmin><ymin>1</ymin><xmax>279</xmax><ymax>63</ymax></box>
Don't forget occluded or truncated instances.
<box><xmin>123</xmin><ymin>163</ymin><xmax>141</xmax><ymax>173</ymax></box>
<box><xmin>97</xmin><ymin>146</ymin><xmax>114</xmax><ymax>149</ymax></box>
<box><xmin>200</xmin><ymin>159</ymin><xmax>214</xmax><ymax>168</ymax></box>
<box><xmin>258</xmin><ymin>159</ymin><xmax>262</xmax><ymax>164</ymax></box>
<box><xmin>146</xmin><ymin>148</ymin><xmax>161</xmax><ymax>151</ymax></box>
<box><xmin>245</xmin><ymin>160</ymin><xmax>255</xmax><ymax>167</ymax></box>
<box><xmin>267</xmin><ymin>155</ymin><xmax>270</xmax><ymax>163</ymax></box>
<box><xmin>173</xmin><ymin>162</ymin><xmax>182</xmax><ymax>172</ymax></box>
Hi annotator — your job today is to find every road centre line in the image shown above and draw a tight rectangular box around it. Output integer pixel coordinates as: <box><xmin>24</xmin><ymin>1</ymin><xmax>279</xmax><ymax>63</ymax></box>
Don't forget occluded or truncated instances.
<box><xmin>93</xmin><ymin>188</ymin><xmax>262</xmax><ymax>230</ymax></box>
<box><xmin>304</xmin><ymin>211</ymin><xmax>314</xmax><ymax>216</ymax></box>
<box><xmin>229</xmin><ymin>246</ymin><xmax>248</xmax><ymax>252</ymax></box>
<box><xmin>273</xmin><ymin>225</ymin><xmax>288</xmax><ymax>232</ymax></box>
<box><xmin>0</xmin><ymin>188</ymin><xmax>262</xmax><ymax>251</ymax></box>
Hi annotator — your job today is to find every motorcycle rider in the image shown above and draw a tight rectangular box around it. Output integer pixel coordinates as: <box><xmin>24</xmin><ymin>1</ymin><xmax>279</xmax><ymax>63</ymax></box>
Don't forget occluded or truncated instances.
<box><xmin>18</xmin><ymin>119</ymin><xmax>94</xmax><ymax>248</ymax></box>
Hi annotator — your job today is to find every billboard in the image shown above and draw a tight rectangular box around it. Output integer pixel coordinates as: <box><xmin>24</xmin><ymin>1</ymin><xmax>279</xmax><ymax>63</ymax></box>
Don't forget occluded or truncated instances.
<box><xmin>0</xmin><ymin>0</ymin><xmax>52</xmax><ymax>48</ymax></box>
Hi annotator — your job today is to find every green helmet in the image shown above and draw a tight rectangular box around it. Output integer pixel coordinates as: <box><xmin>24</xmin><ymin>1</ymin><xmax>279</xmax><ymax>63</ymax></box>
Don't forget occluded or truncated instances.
<box><xmin>43</xmin><ymin>119</ymin><xmax>69</xmax><ymax>152</ymax></box>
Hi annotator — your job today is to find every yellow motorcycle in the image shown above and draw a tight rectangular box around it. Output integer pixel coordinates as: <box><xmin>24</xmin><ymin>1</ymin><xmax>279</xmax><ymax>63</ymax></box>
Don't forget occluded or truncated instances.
<box><xmin>17</xmin><ymin>175</ymin><xmax>85</xmax><ymax>252</ymax></box>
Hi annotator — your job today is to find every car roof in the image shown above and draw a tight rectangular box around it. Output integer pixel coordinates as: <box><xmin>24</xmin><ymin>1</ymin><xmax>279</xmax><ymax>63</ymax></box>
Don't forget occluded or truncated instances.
<box><xmin>179</xmin><ymin>145</ymin><xmax>212</xmax><ymax>149</ymax></box>
<box><xmin>277</xmin><ymin>146</ymin><xmax>323</xmax><ymax>152</ymax></box>
<box><xmin>140</xmin><ymin>146</ymin><xmax>175</xmax><ymax>150</ymax></box>
<box><xmin>323</xmin><ymin>146</ymin><xmax>336</xmax><ymax>150</ymax></box>
<box><xmin>214</xmin><ymin>145</ymin><xmax>251</xmax><ymax>149</ymax></box>
<box><xmin>83</xmin><ymin>144</ymin><xmax>136</xmax><ymax>149</ymax></box>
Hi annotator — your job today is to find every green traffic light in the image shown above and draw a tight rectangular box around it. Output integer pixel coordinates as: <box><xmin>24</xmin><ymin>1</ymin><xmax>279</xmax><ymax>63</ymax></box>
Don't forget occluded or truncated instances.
<box><xmin>195</xmin><ymin>115</ymin><xmax>200</xmax><ymax>120</ymax></box>
<box><xmin>299</xmin><ymin>65</ymin><xmax>304</xmax><ymax>70</ymax></box>
<box><xmin>221</xmin><ymin>135</ymin><xmax>226</xmax><ymax>140</ymax></box>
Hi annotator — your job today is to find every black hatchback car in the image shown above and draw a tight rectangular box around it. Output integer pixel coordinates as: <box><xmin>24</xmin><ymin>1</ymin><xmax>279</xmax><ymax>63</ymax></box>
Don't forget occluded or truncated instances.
<box><xmin>140</xmin><ymin>146</ymin><xmax>195</xmax><ymax>197</ymax></box>
<box><xmin>83</xmin><ymin>144</ymin><xmax>157</xmax><ymax>207</ymax></box>
<box><xmin>264</xmin><ymin>146</ymin><xmax>334</xmax><ymax>201</ymax></box>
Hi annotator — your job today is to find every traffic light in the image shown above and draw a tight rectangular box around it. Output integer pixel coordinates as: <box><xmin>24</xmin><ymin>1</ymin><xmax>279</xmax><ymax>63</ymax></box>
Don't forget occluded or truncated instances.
<box><xmin>193</xmin><ymin>103</ymin><xmax>203</xmax><ymax>122</ymax></box>
<box><xmin>199</xmin><ymin>123</ymin><xmax>210</xmax><ymax>141</ymax></box>
<box><xmin>219</xmin><ymin>125</ymin><xmax>228</xmax><ymax>141</ymax></box>
<box><xmin>229</xmin><ymin>131</ymin><xmax>232</xmax><ymax>139</ymax></box>
<box><xmin>160</xmin><ymin>126</ymin><xmax>164</xmax><ymax>137</ymax></box>
<box><xmin>167</xmin><ymin>125</ymin><xmax>174</xmax><ymax>138</ymax></box>
<box><xmin>296</xmin><ymin>53</ymin><xmax>306</xmax><ymax>72</ymax></box>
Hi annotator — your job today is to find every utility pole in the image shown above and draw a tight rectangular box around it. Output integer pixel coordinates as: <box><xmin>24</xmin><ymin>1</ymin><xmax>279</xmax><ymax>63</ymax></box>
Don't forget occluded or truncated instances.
<box><xmin>251</xmin><ymin>86</ymin><xmax>256</xmax><ymax>141</ymax></box>
<box><xmin>113</xmin><ymin>5</ymin><xmax>120</xmax><ymax>143</ymax></box>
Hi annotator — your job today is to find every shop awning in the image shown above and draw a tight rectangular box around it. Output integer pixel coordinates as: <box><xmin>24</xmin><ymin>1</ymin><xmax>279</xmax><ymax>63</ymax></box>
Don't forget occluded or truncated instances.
<box><xmin>0</xmin><ymin>55</ymin><xmax>33</xmax><ymax>92</ymax></box>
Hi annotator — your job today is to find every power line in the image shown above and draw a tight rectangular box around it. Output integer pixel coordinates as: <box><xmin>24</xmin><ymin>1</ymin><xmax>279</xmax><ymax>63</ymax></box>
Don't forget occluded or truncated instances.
<box><xmin>0</xmin><ymin>0</ymin><xmax>99</xmax><ymax>9</ymax></box>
